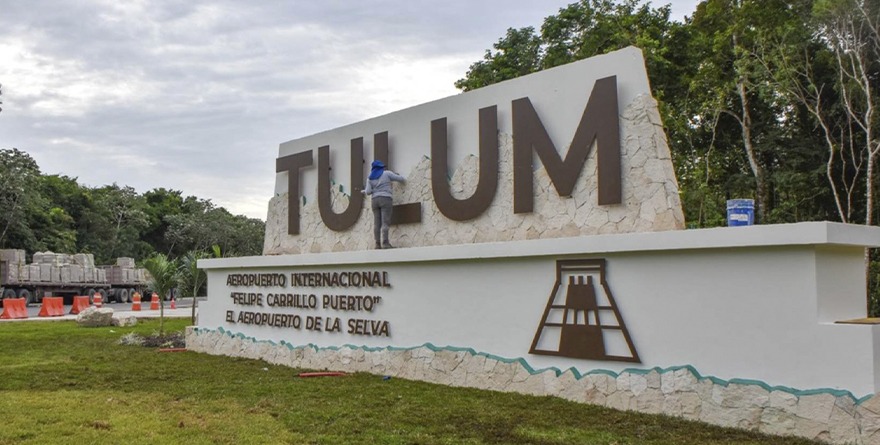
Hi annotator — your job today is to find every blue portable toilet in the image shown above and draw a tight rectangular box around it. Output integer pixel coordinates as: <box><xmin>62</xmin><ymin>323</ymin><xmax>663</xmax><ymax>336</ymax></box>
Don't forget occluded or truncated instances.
<box><xmin>727</xmin><ymin>199</ymin><xmax>755</xmax><ymax>226</ymax></box>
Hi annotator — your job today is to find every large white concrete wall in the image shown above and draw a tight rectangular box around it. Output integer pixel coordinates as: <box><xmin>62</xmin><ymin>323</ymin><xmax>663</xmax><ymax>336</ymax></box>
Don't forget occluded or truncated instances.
<box><xmin>201</xmin><ymin>222</ymin><xmax>880</xmax><ymax>397</ymax></box>
<box><xmin>264</xmin><ymin>47</ymin><xmax>685</xmax><ymax>254</ymax></box>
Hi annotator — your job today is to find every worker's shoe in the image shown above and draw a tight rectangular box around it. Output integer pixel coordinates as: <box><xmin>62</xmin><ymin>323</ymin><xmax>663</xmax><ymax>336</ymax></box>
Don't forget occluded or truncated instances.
<box><xmin>375</xmin><ymin>243</ymin><xmax>382</xmax><ymax>249</ymax></box>
<box><xmin>382</xmin><ymin>243</ymin><xmax>394</xmax><ymax>249</ymax></box>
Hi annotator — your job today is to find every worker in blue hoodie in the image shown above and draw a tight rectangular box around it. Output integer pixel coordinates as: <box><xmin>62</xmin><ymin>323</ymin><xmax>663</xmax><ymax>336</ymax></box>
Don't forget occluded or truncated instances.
<box><xmin>364</xmin><ymin>160</ymin><xmax>405</xmax><ymax>249</ymax></box>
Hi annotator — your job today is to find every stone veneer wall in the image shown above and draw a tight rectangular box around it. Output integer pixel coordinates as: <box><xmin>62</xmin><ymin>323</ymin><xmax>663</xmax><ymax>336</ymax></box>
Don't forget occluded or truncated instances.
<box><xmin>264</xmin><ymin>95</ymin><xmax>685</xmax><ymax>255</ymax></box>
<box><xmin>187</xmin><ymin>327</ymin><xmax>880</xmax><ymax>445</ymax></box>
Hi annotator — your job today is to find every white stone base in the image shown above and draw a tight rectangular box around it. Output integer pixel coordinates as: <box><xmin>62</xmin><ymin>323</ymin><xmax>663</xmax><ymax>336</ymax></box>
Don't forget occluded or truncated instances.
<box><xmin>186</xmin><ymin>327</ymin><xmax>880</xmax><ymax>444</ymax></box>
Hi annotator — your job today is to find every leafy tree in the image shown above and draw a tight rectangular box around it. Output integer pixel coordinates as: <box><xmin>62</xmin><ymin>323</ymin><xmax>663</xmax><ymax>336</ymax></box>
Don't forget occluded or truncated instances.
<box><xmin>0</xmin><ymin>146</ymin><xmax>263</xmax><ymax>261</ymax></box>
<box><xmin>91</xmin><ymin>185</ymin><xmax>150</xmax><ymax>262</ymax></box>
<box><xmin>0</xmin><ymin>149</ymin><xmax>43</xmax><ymax>249</ymax></box>
<box><xmin>811</xmin><ymin>0</ymin><xmax>880</xmax><ymax>227</ymax></box>
<box><xmin>455</xmin><ymin>0</ymin><xmax>683</xmax><ymax>97</ymax></box>
<box><xmin>452</xmin><ymin>0</ymin><xmax>848</xmax><ymax>227</ymax></box>
<box><xmin>222</xmin><ymin>215</ymin><xmax>265</xmax><ymax>256</ymax></box>
<box><xmin>454</xmin><ymin>0</ymin><xmax>707</xmax><ymax>224</ymax></box>
<box><xmin>30</xmin><ymin>207</ymin><xmax>78</xmax><ymax>253</ymax></box>
<box><xmin>39</xmin><ymin>175</ymin><xmax>96</xmax><ymax>253</ymax></box>
<box><xmin>143</xmin><ymin>188</ymin><xmax>185</xmax><ymax>256</ymax></box>
<box><xmin>685</xmin><ymin>0</ymin><xmax>800</xmax><ymax>224</ymax></box>
<box><xmin>541</xmin><ymin>0</ymin><xmax>679</xmax><ymax>86</ymax></box>
<box><xmin>164</xmin><ymin>198</ymin><xmax>219</xmax><ymax>255</ymax></box>
<box><xmin>165</xmin><ymin>198</ymin><xmax>264</xmax><ymax>257</ymax></box>
<box><xmin>743</xmin><ymin>0</ymin><xmax>880</xmax><ymax>311</ymax></box>
<box><xmin>455</xmin><ymin>27</ymin><xmax>543</xmax><ymax>92</ymax></box>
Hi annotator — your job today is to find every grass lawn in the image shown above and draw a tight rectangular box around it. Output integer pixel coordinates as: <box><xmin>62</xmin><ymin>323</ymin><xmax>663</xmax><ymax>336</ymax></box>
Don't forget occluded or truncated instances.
<box><xmin>0</xmin><ymin>319</ymin><xmax>820</xmax><ymax>445</ymax></box>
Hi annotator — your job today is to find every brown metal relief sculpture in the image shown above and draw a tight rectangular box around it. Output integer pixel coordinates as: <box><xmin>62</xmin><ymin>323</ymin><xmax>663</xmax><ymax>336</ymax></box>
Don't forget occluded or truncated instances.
<box><xmin>318</xmin><ymin>140</ymin><xmax>365</xmax><ymax>231</ymax></box>
<box><xmin>373</xmin><ymin>131</ymin><xmax>422</xmax><ymax>226</ymax></box>
<box><xmin>529</xmin><ymin>259</ymin><xmax>640</xmax><ymax>363</ymax></box>
<box><xmin>276</xmin><ymin>150</ymin><xmax>314</xmax><ymax>235</ymax></box>
<box><xmin>430</xmin><ymin>105</ymin><xmax>498</xmax><ymax>221</ymax></box>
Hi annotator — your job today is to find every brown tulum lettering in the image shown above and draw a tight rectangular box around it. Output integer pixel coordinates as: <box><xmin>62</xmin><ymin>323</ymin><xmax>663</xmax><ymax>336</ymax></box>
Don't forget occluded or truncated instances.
<box><xmin>277</xmin><ymin>150</ymin><xmax>314</xmax><ymax>235</ymax></box>
<box><xmin>318</xmin><ymin>139</ymin><xmax>365</xmax><ymax>231</ymax></box>
<box><xmin>512</xmin><ymin>76</ymin><xmax>621</xmax><ymax>213</ymax></box>
<box><xmin>431</xmin><ymin>105</ymin><xmax>498</xmax><ymax>221</ymax></box>
<box><xmin>278</xmin><ymin>76</ymin><xmax>622</xmax><ymax>235</ymax></box>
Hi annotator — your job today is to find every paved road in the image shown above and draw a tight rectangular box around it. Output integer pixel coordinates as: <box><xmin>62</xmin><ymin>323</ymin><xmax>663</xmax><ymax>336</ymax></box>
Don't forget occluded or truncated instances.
<box><xmin>1</xmin><ymin>298</ymin><xmax>204</xmax><ymax>322</ymax></box>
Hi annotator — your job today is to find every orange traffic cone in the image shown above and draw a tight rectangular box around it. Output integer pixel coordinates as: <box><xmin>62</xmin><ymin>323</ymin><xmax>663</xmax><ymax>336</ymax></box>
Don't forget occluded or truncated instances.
<box><xmin>170</xmin><ymin>297</ymin><xmax>176</xmax><ymax>309</ymax></box>
<box><xmin>150</xmin><ymin>293</ymin><xmax>159</xmax><ymax>310</ymax></box>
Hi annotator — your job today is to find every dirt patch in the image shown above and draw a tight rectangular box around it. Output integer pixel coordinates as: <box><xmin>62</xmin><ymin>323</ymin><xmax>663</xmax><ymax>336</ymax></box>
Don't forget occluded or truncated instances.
<box><xmin>119</xmin><ymin>331</ymin><xmax>185</xmax><ymax>348</ymax></box>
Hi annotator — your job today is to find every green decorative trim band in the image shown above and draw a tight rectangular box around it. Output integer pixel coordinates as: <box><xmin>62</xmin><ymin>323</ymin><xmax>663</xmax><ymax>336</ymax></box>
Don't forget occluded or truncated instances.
<box><xmin>193</xmin><ymin>327</ymin><xmax>873</xmax><ymax>404</ymax></box>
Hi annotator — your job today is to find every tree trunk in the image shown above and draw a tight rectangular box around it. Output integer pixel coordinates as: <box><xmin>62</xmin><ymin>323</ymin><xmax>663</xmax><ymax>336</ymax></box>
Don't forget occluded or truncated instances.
<box><xmin>732</xmin><ymin>31</ymin><xmax>769</xmax><ymax>223</ymax></box>
<box><xmin>735</xmin><ymin>78</ymin><xmax>769</xmax><ymax>223</ymax></box>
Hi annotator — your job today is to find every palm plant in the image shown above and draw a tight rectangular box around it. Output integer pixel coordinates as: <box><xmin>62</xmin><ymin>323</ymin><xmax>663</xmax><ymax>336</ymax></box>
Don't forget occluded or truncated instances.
<box><xmin>143</xmin><ymin>253</ymin><xmax>178</xmax><ymax>335</ymax></box>
<box><xmin>178</xmin><ymin>250</ymin><xmax>208</xmax><ymax>324</ymax></box>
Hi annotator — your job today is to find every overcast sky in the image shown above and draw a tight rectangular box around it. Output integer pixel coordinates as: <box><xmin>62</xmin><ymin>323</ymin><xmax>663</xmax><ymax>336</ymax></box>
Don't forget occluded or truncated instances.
<box><xmin>0</xmin><ymin>0</ymin><xmax>700</xmax><ymax>220</ymax></box>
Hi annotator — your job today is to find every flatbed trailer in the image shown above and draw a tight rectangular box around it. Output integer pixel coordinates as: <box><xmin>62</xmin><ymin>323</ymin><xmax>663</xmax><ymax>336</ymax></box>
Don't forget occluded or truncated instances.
<box><xmin>0</xmin><ymin>250</ymin><xmax>149</xmax><ymax>306</ymax></box>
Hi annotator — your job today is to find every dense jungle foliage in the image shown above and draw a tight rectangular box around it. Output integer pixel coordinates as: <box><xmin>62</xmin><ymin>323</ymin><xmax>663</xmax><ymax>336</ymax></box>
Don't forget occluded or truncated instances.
<box><xmin>0</xmin><ymin>147</ymin><xmax>264</xmax><ymax>264</ymax></box>
<box><xmin>457</xmin><ymin>0</ymin><xmax>880</xmax><ymax>312</ymax></box>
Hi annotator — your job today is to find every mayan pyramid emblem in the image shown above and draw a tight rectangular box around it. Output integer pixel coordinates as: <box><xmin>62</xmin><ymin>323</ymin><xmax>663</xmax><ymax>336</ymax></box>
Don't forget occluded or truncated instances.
<box><xmin>529</xmin><ymin>259</ymin><xmax>640</xmax><ymax>363</ymax></box>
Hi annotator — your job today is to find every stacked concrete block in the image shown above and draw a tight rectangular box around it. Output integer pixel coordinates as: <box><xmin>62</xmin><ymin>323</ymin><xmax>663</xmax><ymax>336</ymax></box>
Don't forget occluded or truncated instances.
<box><xmin>116</xmin><ymin>257</ymin><xmax>135</xmax><ymax>268</ymax></box>
<box><xmin>6</xmin><ymin>264</ymin><xmax>22</xmax><ymax>282</ymax></box>
<box><xmin>72</xmin><ymin>253</ymin><xmax>95</xmax><ymax>268</ymax></box>
<box><xmin>105</xmin><ymin>266</ymin><xmax>122</xmax><ymax>283</ymax></box>
<box><xmin>2</xmin><ymin>250</ymin><xmax>143</xmax><ymax>286</ymax></box>
<box><xmin>70</xmin><ymin>265</ymin><xmax>83</xmax><ymax>283</ymax></box>
<box><xmin>32</xmin><ymin>251</ymin><xmax>72</xmax><ymax>267</ymax></box>
<box><xmin>6</xmin><ymin>264</ymin><xmax>20</xmax><ymax>282</ymax></box>
<box><xmin>36</xmin><ymin>252</ymin><xmax>53</xmax><ymax>265</ymax></box>
<box><xmin>0</xmin><ymin>249</ymin><xmax>26</xmax><ymax>265</ymax></box>
<box><xmin>0</xmin><ymin>249</ymin><xmax>139</xmax><ymax>285</ymax></box>
<box><xmin>103</xmin><ymin>261</ymin><xmax>148</xmax><ymax>285</ymax></box>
